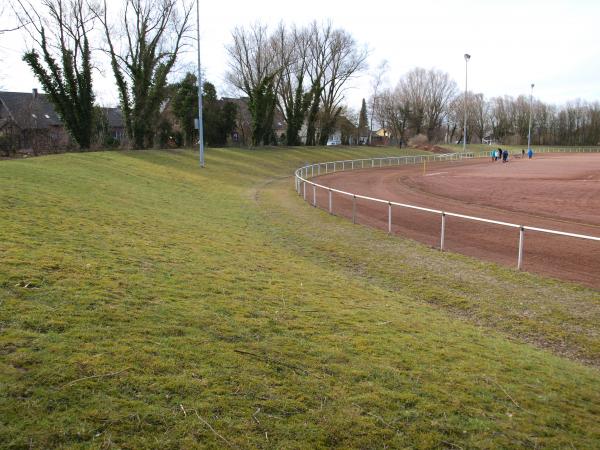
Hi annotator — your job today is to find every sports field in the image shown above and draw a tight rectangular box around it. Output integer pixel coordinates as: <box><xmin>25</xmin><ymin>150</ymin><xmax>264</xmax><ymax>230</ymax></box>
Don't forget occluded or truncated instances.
<box><xmin>312</xmin><ymin>153</ymin><xmax>600</xmax><ymax>288</ymax></box>
<box><xmin>1</xmin><ymin>148</ymin><xmax>599</xmax><ymax>448</ymax></box>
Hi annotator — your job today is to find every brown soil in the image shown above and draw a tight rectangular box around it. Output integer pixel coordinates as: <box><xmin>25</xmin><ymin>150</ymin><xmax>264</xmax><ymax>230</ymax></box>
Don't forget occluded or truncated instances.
<box><xmin>310</xmin><ymin>153</ymin><xmax>600</xmax><ymax>289</ymax></box>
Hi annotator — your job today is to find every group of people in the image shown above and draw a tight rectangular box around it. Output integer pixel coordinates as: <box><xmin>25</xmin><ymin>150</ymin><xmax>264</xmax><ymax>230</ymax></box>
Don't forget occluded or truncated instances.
<box><xmin>491</xmin><ymin>148</ymin><xmax>534</xmax><ymax>163</ymax></box>
<box><xmin>492</xmin><ymin>148</ymin><xmax>510</xmax><ymax>162</ymax></box>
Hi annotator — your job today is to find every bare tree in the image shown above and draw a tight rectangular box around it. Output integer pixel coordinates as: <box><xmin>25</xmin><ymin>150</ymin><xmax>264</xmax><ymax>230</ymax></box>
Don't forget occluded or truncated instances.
<box><xmin>226</xmin><ymin>22</ymin><xmax>284</xmax><ymax>145</ymax></box>
<box><xmin>397</xmin><ymin>68</ymin><xmax>428</xmax><ymax>135</ymax></box>
<box><xmin>368</xmin><ymin>59</ymin><xmax>389</xmax><ymax>144</ymax></box>
<box><xmin>94</xmin><ymin>0</ymin><xmax>193</xmax><ymax>149</ymax></box>
<box><xmin>311</xmin><ymin>23</ymin><xmax>368</xmax><ymax>145</ymax></box>
<box><xmin>424</xmin><ymin>69</ymin><xmax>457</xmax><ymax>141</ymax></box>
<box><xmin>273</xmin><ymin>25</ymin><xmax>313</xmax><ymax>146</ymax></box>
<box><xmin>376</xmin><ymin>86</ymin><xmax>410</xmax><ymax>147</ymax></box>
<box><xmin>472</xmin><ymin>93</ymin><xmax>490</xmax><ymax>143</ymax></box>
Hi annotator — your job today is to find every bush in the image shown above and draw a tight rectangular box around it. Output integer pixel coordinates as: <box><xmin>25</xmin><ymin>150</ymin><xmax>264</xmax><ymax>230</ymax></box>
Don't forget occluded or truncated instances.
<box><xmin>408</xmin><ymin>134</ymin><xmax>429</xmax><ymax>147</ymax></box>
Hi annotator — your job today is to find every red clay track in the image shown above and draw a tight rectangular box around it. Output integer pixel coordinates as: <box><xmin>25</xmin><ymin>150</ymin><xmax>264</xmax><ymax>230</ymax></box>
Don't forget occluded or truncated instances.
<box><xmin>311</xmin><ymin>153</ymin><xmax>600</xmax><ymax>289</ymax></box>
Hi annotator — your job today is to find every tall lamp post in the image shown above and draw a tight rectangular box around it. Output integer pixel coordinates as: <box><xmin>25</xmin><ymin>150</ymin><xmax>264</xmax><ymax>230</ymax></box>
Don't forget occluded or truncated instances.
<box><xmin>463</xmin><ymin>53</ymin><xmax>471</xmax><ymax>153</ymax></box>
<box><xmin>196</xmin><ymin>0</ymin><xmax>205</xmax><ymax>167</ymax></box>
<box><xmin>527</xmin><ymin>83</ymin><xmax>535</xmax><ymax>151</ymax></box>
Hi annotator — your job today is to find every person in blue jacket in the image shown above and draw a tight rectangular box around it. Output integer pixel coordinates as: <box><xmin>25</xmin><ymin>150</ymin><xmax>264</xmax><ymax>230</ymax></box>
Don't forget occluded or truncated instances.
<box><xmin>527</xmin><ymin>148</ymin><xmax>533</xmax><ymax>159</ymax></box>
<box><xmin>502</xmin><ymin>149</ymin><xmax>509</xmax><ymax>162</ymax></box>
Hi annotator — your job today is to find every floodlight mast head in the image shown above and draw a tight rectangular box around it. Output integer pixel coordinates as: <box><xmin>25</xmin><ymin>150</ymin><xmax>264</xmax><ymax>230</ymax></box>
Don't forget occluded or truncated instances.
<box><xmin>464</xmin><ymin>53</ymin><xmax>471</xmax><ymax>61</ymax></box>
<box><xmin>531</xmin><ymin>83</ymin><xmax>535</xmax><ymax>89</ymax></box>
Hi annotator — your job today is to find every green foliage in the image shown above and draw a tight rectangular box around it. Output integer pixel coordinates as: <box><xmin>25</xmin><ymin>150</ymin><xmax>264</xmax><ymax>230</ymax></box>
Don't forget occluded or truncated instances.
<box><xmin>203</xmin><ymin>82</ymin><xmax>238</xmax><ymax>147</ymax></box>
<box><xmin>358</xmin><ymin>98</ymin><xmax>369</xmax><ymax>140</ymax></box>
<box><xmin>22</xmin><ymin>28</ymin><xmax>94</xmax><ymax>149</ymax></box>
<box><xmin>285</xmin><ymin>75</ymin><xmax>313</xmax><ymax>146</ymax></box>
<box><xmin>100</xmin><ymin>0</ymin><xmax>190</xmax><ymax>149</ymax></box>
<box><xmin>1</xmin><ymin>148</ymin><xmax>599</xmax><ymax>447</ymax></box>
<box><xmin>247</xmin><ymin>74</ymin><xmax>278</xmax><ymax>146</ymax></box>
<box><xmin>305</xmin><ymin>81</ymin><xmax>322</xmax><ymax>146</ymax></box>
<box><xmin>172</xmin><ymin>75</ymin><xmax>238</xmax><ymax>147</ymax></box>
<box><xmin>171</xmin><ymin>73</ymin><xmax>198</xmax><ymax>147</ymax></box>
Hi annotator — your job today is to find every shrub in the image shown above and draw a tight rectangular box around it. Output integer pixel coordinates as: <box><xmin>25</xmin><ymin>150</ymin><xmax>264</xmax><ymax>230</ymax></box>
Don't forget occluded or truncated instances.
<box><xmin>408</xmin><ymin>134</ymin><xmax>429</xmax><ymax>146</ymax></box>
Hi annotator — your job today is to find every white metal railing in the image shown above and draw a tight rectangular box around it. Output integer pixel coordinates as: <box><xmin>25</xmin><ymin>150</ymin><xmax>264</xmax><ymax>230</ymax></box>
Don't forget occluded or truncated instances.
<box><xmin>294</xmin><ymin>150</ymin><xmax>600</xmax><ymax>271</ymax></box>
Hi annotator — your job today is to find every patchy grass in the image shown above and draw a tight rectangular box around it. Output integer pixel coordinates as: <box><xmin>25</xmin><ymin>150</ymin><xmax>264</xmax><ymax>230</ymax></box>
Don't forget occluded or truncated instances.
<box><xmin>440</xmin><ymin>144</ymin><xmax>600</xmax><ymax>154</ymax></box>
<box><xmin>1</xmin><ymin>146</ymin><xmax>599</xmax><ymax>449</ymax></box>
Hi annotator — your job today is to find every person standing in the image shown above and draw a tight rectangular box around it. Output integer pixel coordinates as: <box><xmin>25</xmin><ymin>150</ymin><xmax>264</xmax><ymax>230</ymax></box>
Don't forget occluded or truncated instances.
<box><xmin>502</xmin><ymin>149</ymin><xmax>509</xmax><ymax>162</ymax></box>
<box><xmin>522</xmin><ymin>149</ymin><xmax>525</xmax><ymax>158</ymax></box>
<box><xmin>528</xmin><ymin>148</ymin><xmax>533</xmax><ymax>159</ymax></box>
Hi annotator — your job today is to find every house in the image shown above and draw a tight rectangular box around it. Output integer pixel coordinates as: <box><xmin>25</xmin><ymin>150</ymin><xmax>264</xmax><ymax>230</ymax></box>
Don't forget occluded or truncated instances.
<box><xmin>0</xmin><ymin>89</ymin><xmax>68</xmax><ymax>155</ymax></box>
<box><xmin>371</xmin><ymin>128</ymin><xmax>391</xmax><ymax>146</ymax></box>
<box><xmin>222</xmin><ymin>97</ymin><xmax>286</xmax><ymax>146</ymax></box>
<box><xmin>101</xmin><ymin>107</ymin><xmax>125</xmax><ymax>142</ymax></box>
<box><xmin>0</xmin><ymin>89</ymin><xmax>126</xmax><ymax>155</ymax></box>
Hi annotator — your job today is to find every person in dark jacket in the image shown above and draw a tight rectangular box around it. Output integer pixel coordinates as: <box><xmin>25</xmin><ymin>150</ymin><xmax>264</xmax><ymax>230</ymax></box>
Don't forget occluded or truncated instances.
<box><xmin>502</xmin><ymin>149</ymin><xmax>509</xmax><ymax>162</ymax></box>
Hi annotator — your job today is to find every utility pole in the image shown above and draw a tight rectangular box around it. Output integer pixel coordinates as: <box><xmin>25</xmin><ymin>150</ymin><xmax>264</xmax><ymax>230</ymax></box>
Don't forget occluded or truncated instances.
<box><xmin>463</xmin><ymin>53</ymin><xmax>471</xmax><ymax>153</ymax></box>
<box><xmin>196</xmin><ymin>0</ymin><xmax>205</xmax><ymax>167</ymax></box>
<box><xmin>527</xmin><ymin>83</ymin><xmax>535</xmax><ymax>151</ymax></box>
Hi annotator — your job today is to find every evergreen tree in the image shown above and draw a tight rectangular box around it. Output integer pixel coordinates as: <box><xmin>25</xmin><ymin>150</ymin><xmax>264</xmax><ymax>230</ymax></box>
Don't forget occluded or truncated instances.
<box><xmin>171</xmin><ymin>73</ymin><xmax>198</xmax><ymax>147</ymax></box>
<box><xmin>358</xmin><ymin>98</ymin><xmax>369</xmax><ymax>142</ymax></box>
<box><xmin>172</xmin><ymin>75</ymin><xmax>238</xmax><ymax>147</ymax></box>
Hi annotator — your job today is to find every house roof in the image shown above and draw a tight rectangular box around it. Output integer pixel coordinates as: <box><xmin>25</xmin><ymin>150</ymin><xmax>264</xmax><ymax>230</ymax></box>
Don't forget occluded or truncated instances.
<box><xmin>0</xmin><ymin>91</ymin><xmax>62</xmax><ymax>129</ymax></box>
<box><xmin>101</xmin><ymin>107</ymin><xmax>124</xmax><ymax>128</ymax></box>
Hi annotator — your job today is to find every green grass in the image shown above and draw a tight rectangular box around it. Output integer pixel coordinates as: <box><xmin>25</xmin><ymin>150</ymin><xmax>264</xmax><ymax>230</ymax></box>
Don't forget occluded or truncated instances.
<box><xmin>1</xmin><ymin>146</ymin><xmax>599</xmax><ymax>449</ymax></box>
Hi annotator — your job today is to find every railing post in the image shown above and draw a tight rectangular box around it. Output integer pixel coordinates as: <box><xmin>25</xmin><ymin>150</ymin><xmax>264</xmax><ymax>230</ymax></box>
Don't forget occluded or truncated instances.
<box><xmin>352</xmin><ymin>160</ymin><xmax>354</xmax><ymax>170</ymax></box>
<box><xmin>388</xmin><ymin>202</ymin><xmax>392</xmax><ymax>234</ymax></box>
<box><xmin>440</xmin><ymin>212</ymin><xmax>446</xmax><ymax>251</ymax></box>
<box><xmin>362</xmin><ymin>160</ymin><xmax>364</xmax><ymax>169</ymax></box>
<box><xmin>325</xmin><ymin>163</ymin><xmax>328</xmax><ymax>174</ymax></box>
<box><xmin>352</xmin><ymin>195</ymin><xmax>357</xmax><ymax>224</ymax></box>
<box><xmin>329</xmin><ymin>189</ymin><xmax>333</xmax><ymax>214</ymax></box>
<box><xmin>303</xmin><ymin>181</ymin><xmax>306</xmax><ymax>200</ymax></box>
<box><xmin>313</xmin><ymin>185</ymin><xmax>317</xmax><ymax>207</ymax></box>
<box><xmin>318</xmin><ymin>164</ymin><xmax>321</xmax><ymax>176</ymax></box>
<box><xmin>517</xmin><ymin>226</ymin><xmax>525</xmax><ymax>270</ymax></box>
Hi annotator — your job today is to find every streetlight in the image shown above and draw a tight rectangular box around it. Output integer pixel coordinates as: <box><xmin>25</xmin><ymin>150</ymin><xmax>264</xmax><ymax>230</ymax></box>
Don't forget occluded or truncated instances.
<box><xmin>527</xmin><ymin>83</ymin><xmax>535</xmax><ymax>152</ymax></box>
<box><xmin>196</xmin><ymin>0</ymin><xmax>205</xmax><ymax>167</ymax></box>
<box><xmin>463</xmin><ymin>53</ymin><xmax>471</xmax><ymax>153</ymax></box>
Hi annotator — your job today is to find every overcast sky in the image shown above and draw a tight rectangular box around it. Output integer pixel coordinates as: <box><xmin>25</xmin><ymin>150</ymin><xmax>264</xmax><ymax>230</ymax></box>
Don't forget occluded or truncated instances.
<box><xmin>1</xmin><ymin>0</ymin><xmax>599</xmax><ymax>110</ymax></box>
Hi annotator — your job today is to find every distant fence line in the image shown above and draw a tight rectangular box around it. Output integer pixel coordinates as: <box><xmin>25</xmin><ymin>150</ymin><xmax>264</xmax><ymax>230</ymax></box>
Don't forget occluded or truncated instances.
<box><xmin>294</xmin><ymin>149</ymin><xmax>600</xmax><ymax>271</ymax></box>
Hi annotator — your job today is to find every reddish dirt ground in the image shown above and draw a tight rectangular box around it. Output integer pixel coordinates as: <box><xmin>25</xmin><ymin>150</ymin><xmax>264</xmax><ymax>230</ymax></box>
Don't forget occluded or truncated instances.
<box><xmin>310</xmin><ymin>153</ymin><xmax>600</xmax><ymax>289</ymax></box>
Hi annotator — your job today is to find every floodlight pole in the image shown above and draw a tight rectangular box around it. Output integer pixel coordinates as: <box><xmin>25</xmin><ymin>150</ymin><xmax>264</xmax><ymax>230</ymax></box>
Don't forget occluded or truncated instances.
<box><xmin>196</xmin><ymin>0</ymin><xmax>205</xmax><ymax>167</ymax></box>
<box><xmin>463</xmin><ymin>53</ymin><xmax>470</xmax><ymax>153</ymax></box>
<box><xmin>527</xmin><ymin>83</ymin><xmax>535</xmax><ymax>152</ymax></box>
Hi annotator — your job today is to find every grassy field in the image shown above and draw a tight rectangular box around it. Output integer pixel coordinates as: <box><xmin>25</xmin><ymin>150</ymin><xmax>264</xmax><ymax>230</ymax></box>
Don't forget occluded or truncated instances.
<box><xmin>440</xmin><ymin>143</ymin><xmax>600</xmax><ymax>153</ymax></box>
<box><xmin>1</xmin><ymin>146</ymin><xmax>599</xmax><ymax>449</ymax></box>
